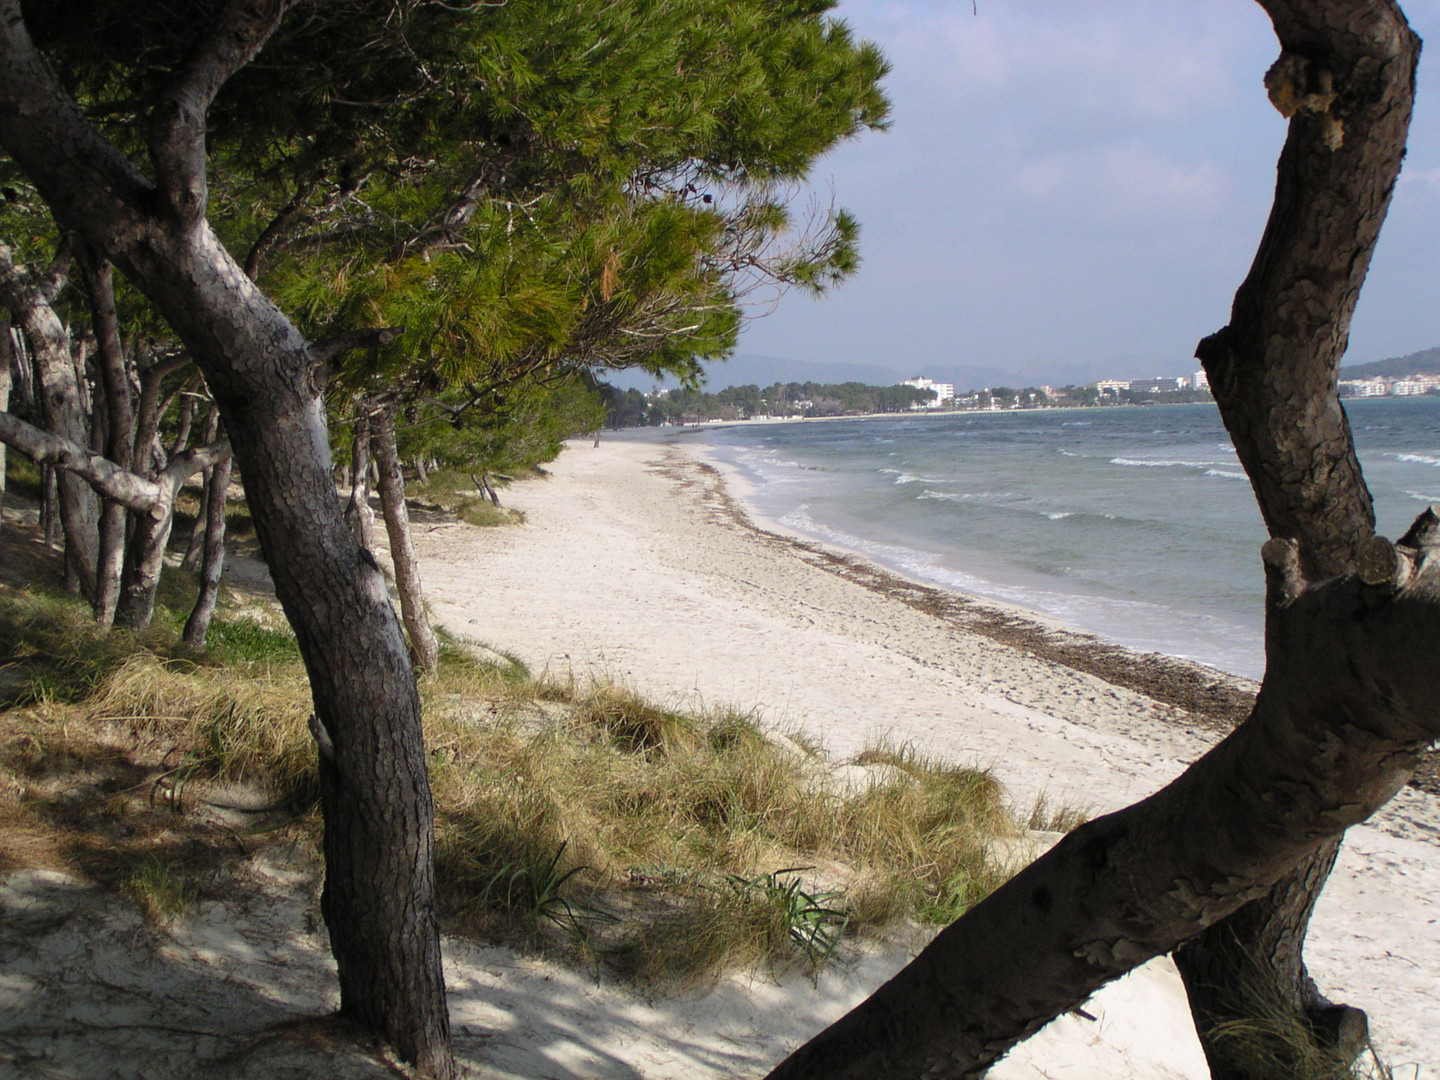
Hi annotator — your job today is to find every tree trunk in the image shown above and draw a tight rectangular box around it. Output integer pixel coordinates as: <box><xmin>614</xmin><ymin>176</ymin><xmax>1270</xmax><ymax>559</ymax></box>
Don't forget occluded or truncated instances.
<box><xmin>0</xmin><ymin>314</ymin><xmax>10</xmax><ymax>536</ymax></box>
<box><xmin>41</xmin><ymin>464</ymin><xmax>59</xmax><ymax>548</ymax></box>
<box><xmin>345</xmin><ymin>406</ymin><xmax>376</xmax><ymax>548</ymax></box>
<box><xmin>373</xmin><ymin>405</ymin><xmax>439</xmax><ymax>674</ymax></box>
<box><xmin>82</xmin><ymin>255</ymin><xmax>135</xmax><ymax>627</ymax></box>
<box><xmin>182</xmin><ymin>405</ymin><xmax>221</xmax><ymax>572</ymax></box>
<box><xmin>182</xmin><ymin>452</ymin><xmax>232</xmax><ymax>649</ymax></box>
<box><xmin>765</xmin><ymin>2</ymin><xmax>1421</xmax><ymax>1077</ymax></box>
<box><xmin>1170</xmin><ymin>3</ymin><xmax>1420</xmax><ymax>1073</ymax></box>
<box><xmin>0</xmin><ymin>243</ymin><xmax>98</xmax><ymax>597</ymax></box>
<box><xmin>112</xmin><ymin>490</ymin><xmax>178</xmax><ymax>633</ymax></box>
<box><xmin>765</xmin><ymin>530</ymin><xmax>1439</xmax><ymax>1078</ymax></box>
<box><xmin>171</xmin><ymin>385</ymin><xmax>198</xmax><ymax>458</ymax></box>
<box><xmin>0</xmin><ymin>10</ymin><xmax>455</xmax><ymax>1075</ymax></box>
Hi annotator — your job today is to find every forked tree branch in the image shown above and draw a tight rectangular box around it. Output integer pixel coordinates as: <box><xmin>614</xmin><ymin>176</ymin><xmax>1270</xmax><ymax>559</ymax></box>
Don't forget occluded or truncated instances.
<box><xmin>148</xmin><ymin>0</ymin><xmax>292</xmax><ymax>225</ymax></box>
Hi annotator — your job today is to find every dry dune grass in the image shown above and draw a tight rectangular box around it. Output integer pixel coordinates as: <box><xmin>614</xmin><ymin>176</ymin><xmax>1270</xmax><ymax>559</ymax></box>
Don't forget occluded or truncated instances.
<box><xmin>0</xmin><ymin>581</ymin><xmax>1052</xmax><ymax>987</ymax></box>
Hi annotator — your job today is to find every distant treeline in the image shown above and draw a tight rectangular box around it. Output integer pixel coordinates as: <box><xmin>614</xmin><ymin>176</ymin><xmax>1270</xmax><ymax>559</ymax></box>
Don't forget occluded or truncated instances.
<box><xmin>599</xmin><ymin>381</ymin><xmax>938</xmax><ymax>426</ymax></box>
<box><xmin>600</xmin><ymin>379</ymin><xmax>1213</xmax><ymax>426</ymax></box>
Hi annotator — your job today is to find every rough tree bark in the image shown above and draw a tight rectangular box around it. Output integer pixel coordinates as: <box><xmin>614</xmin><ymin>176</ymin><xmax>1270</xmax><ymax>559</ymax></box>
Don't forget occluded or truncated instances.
<box><xmin>0</xmin><ymin>243</ymin><xmax>99</xmax><ymax>596</ymax></box>
<box><xmin>1171</xmin><ymin>2</ymin><xmax>1421</xmax><ymax>1073</ymax></box>
<box><xmin>372</xmin><ymin>404</ymin><xmax>440</xmax><ymax>674</ymax></box>
<box><xmin>79</xmin><ymin>254</ymin><xmax>134</xmax><ymax>626</ymax></box>
<box><xmin>0</xmin><ymin>5</ymin><xmax>454</xmax><ymax>1077</ymax></box>
<box><xmin>764</xmin><ymin>2</ymin><xmax>1423</xmax><ymax>1077</ymax></box>
<box><xmin>0</xmin><ymin>314</ymin><xmax>10</xmax><ymax>535</ymax></box>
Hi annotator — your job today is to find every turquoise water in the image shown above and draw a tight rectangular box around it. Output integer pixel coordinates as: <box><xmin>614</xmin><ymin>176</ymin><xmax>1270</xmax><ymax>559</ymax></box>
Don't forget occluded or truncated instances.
<box><xmin>698</xmin><ymin>398</ymin><xmax>1440</xmax><ymax>679</ymax></box>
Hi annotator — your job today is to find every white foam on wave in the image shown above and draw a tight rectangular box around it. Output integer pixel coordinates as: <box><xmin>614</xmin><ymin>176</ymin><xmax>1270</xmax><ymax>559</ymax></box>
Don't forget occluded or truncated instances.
<box><xmin>1405</xmin><ymin>490</ymin><xmax>1440</xmax><ymax>503</ymax></box>
<box><xmin>1203</xmin><ymin>468</ymin><xmax>1247</xmax><ymax>480</ymax></box>
<box><xmin>1395</xmin><ymin>453</ymin><xmax>1440</xmax><ymax>467</ymax></box>
<box><xmin>1111</xmin><ymin>457</ymin><xmax>1221</xmax><ymax>470</ymax></box>
<box><xmin>917</xmin><ymin>489</ymin><xmax>1018</xmax><ymax>503</ymax></box>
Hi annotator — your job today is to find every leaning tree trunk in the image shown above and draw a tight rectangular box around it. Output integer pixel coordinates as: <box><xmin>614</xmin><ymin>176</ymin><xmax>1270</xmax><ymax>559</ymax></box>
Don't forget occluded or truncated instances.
<box><xmin>764</xmin><ymin>2</ymin><xmax>1422</xmax><ymax>1078</ymax></box>
<box><xmin>372</xmin><ymin>404</ymin><xmax>440</xmax><ymax>674</ymax></box>
<box><xmin>0</xmin><ymin>8</ymin><xmax>455</xmax><ymax>1076</ymax></box>
<box><xmin>1172</xmin><ymin>3</ymin><xmax>1420</xmax><ymax>1074</ymax></box>
<box><xmin>765</xmin><ymin>527</ymin><xmax>1440</xmax><ymax>1080</ymax></box>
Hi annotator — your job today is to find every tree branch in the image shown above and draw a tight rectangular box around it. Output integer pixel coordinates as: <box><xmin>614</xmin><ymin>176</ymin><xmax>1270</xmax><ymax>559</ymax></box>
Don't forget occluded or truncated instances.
<box><xmin>244</xmin><ymin>177</ymin><xmax>316</xmax><ymax>280</ymax></box>
<box><xmin>0</xmin><ymin>408</ymin><xmax>161</xmax><ymax>512</ymax></box>
<box><xmin>310</xmin><ymin>325</ymin><xmax>405</xmax><ymax>364</ymax></box>
<box><xmin>0</xmin><ymin>3</ymin><xmax>154</xmax><ymax>252</ymax></box>
<box><xmin>0</xmin><ymin>407</ymin><xmax>229</xmax><ymax>511</ymax></box>
<box><xmin>147</xmin><ymin>0</ymin><xmax>292</xmax><ymax>225</ymax></box>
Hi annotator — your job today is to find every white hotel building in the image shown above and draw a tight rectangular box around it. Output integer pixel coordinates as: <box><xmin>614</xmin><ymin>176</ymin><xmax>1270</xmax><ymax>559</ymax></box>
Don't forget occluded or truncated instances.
<box><xmin>903</xmin><ymin>377</ymin><xmax>955</xmax><ymax>406</ymax></box>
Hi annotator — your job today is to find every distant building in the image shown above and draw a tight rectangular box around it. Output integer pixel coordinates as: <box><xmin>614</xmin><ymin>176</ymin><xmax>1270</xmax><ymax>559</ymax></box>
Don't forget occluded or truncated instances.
<box><xmin>1129</xmin><ymin>376</ymin><xmax>1187</xmax><ymax>393</ymax></box>
<box><xmin>1340</xmin><ymin>378</ymin><xmax>1393</xmax><ymax>397</ymax></box>
<box><xmin>903</xmin><ymin>377</ymin><xmax>955</xmax><ymax>406</ymax></box>
<box><xmin>1192</xmin><ymin>369</ymin><xmax>1210</xmax><ymax>390</ymax></box>
<box><xmin>1094</xmin><ymin>379</ymin><xmax>1130</xmax><ymax>397</ymax></box>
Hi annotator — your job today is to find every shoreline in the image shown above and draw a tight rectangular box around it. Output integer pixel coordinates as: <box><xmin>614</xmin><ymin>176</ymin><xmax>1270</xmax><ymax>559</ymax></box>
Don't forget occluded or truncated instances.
<box><xmin>414</xmin><ymin>436</ymin><xmax>1440</xmax><ymax>1076</ymax></box>
<box><xmin>683</xmin><ymin>432</ymin><xmax>1259</xmax><ymax>734</ymax></box>
<box><xmin>642</xmin><ymin>412</ymin><xmax>1273</xmax><ymax>683</ymax></box>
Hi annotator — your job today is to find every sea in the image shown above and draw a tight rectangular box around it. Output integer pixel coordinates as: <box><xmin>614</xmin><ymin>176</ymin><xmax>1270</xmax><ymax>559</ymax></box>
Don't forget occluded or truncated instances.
<box><xmin>695</xmin><ymin>398</ymin><xmax>1440</xmax><ymax>681</ymax></box>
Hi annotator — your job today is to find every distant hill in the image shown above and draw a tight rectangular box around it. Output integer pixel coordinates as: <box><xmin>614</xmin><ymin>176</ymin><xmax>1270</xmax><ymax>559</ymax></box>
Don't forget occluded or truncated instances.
<box><xmin>1341</xmin><ymin>345</ymin><xmax>1440</xmax><ymax>379</ymax></box>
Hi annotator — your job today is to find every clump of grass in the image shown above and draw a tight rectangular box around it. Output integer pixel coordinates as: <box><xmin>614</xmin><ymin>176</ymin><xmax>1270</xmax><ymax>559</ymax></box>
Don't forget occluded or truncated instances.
<box><xmin>1027</xmin><ymin>791</ymin><xmax>1090</xmax><ymax>833</ymax></box>
<box><xmin>614</xmin><ymin>868</ymin><xmax>846</xmax><ymax>986</ymax></box>
<box><xmin>91</xmin><ymin>653</ymin><xmax>317</xmax><ymax>805</ymax></box>
<box><xmin>570</xmin><ymin>683</ymin><xmax>699</xmax><ymax>755</ymax></box>
<box><xmin>119</xmin><ymin>853</ymin><xmax>197</xmax><ymax>926</ymax></box>
<box><xmin>1210</xmin><ymin>1006</ymin><xmax>1394</xmax><ymax>1080</ymax></box>
<box><xmin>456</xmin><ymin>499</ymin><xmax>525</xmax><ymax>527</ymax></box>
<box><xmin>427</xmin><ymin>688</ymin><xmax>1023</xmax><ymax>985</ymax></box>
<box><xmin>0</xmin><ymin>591</ymin><xmax>151</xmax><ymax>703</ymax></box>
<box><xmin>224</xmin><ymin>505</ymin><xmax>255</xmax><ymax>539</ymax></box>
<box><xmin>3</xmin><ymin>455</ymin><xmax>43</xmax><ymax>501</ymax></box>
<box><xmin>203</xmin><ymin>615</ymin><xmax>303</xmax><ymax>666</ymax></box>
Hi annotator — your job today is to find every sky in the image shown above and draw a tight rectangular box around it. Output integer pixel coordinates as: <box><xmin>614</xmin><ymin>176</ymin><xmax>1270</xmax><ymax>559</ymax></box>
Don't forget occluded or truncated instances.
<box><xmin>734</xmin><ymin>0</ymin><xmax>1440</xmax><ymax>384</ymax></box>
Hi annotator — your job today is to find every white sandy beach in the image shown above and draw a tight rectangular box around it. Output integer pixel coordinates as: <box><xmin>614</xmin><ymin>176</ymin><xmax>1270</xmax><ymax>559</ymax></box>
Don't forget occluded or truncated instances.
<box><xmin>415</xmin><ymin>433</ymin><xmax>1440</xmax><ymax>1079</ymax></box>
<box><xmin>3</xmin><ymin>432</ymin><xmax>1437</xmax><ymax>1079</ymax></box>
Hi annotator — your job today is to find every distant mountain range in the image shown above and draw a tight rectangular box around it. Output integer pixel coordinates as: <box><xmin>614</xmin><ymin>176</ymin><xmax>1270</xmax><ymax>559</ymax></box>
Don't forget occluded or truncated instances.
<box><xmin>1340</xmin><ymin>345</ymin><xmax>1440</xmax><ymax>379</ymax></box>
<box><xmin>601</xmin><ymin>344</ymin><xmax>1440</xmax><ymax>394</ymax></box>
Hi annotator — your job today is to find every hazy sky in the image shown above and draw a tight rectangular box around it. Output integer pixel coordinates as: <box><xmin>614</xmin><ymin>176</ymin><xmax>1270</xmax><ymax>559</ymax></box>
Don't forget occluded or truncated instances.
<box><xmin>737</xmin><ymin>1</ymin><xmax>1440</xmax><ymax>380</ymax></box>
